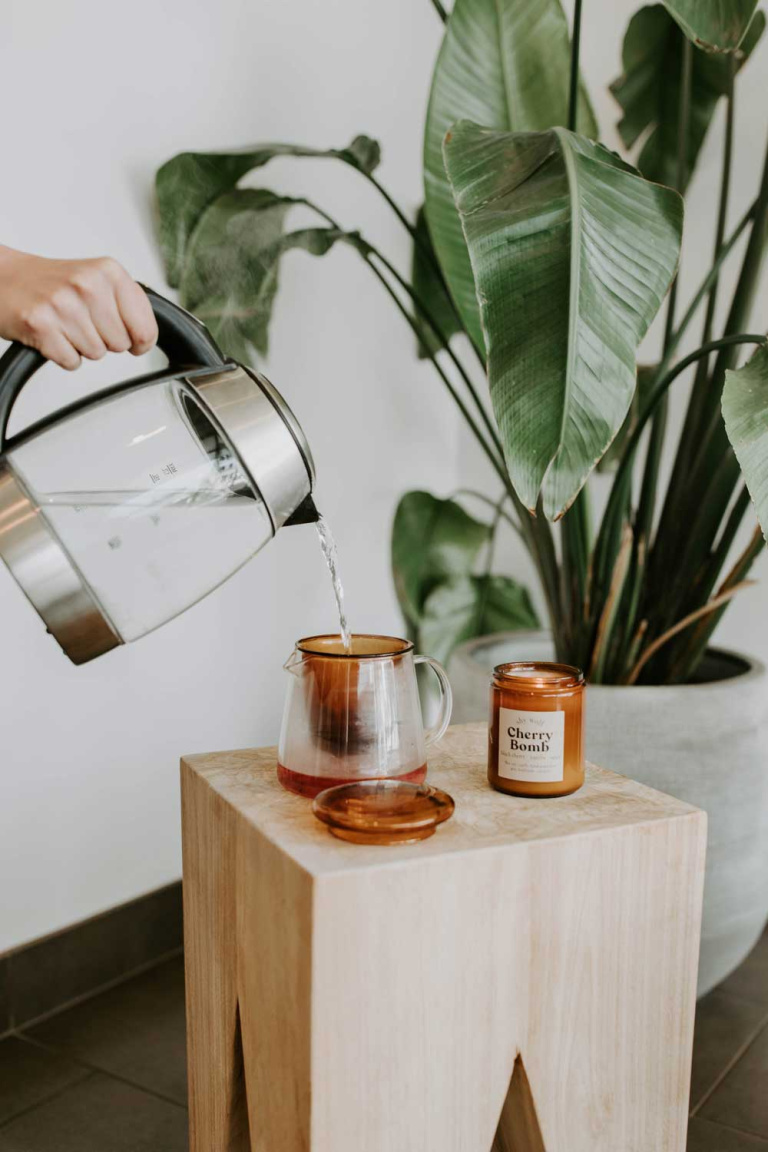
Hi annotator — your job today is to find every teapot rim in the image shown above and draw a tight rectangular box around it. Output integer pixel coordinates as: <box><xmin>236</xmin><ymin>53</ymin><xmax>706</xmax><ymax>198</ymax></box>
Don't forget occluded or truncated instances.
<box><xmin>296</xmin><ymin>634</ymin><xmax>414</xmax><ymax>660</ymax></box>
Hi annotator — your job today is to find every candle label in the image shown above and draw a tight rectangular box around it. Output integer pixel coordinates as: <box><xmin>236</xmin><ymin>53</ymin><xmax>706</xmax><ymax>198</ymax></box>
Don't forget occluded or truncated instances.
<box><xmin>498</xmin><ymin>708</ymin><xmax>564</xmax><ymax>782</ymax></box>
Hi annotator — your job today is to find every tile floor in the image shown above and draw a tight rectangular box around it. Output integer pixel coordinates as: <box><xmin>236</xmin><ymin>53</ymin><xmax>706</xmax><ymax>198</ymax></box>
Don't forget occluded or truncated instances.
<box><xmin>0</xmin><ymin>932</ymin><xmax>766</xmax><ymax>1150</ymax></box>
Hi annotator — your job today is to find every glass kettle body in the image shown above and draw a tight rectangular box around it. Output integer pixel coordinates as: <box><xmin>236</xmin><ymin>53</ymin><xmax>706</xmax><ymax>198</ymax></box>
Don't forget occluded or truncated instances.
<box><xmin>0</xmin><ymin>288</ymin><xmax>317</xmax><ymax>664</ymax></box>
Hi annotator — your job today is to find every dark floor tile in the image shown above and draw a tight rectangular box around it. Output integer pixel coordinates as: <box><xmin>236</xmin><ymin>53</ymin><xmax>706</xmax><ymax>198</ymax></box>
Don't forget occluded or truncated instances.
<box><xmin>690</xmin><ymin>990</ymin><xmax>767</xmax><ymax>1110</ymax></box>
<box><xmin>720</xmin><ymin>929</ymin><xmax>768</xmax><ymax>1007</ymax></box>
<box><xmin>0</xmin><ymin>962</ymin><xmax>9</xmax><ymax>1037</ymax></box>
<box><xmin>701</xmin><ymin>1020</ymin><xmax>768</xmax><ymax>1138</ymax></box>
<box><xmin>0</xmin><ymin>1073</ymin><xmax>187</xmax><ymax>1151</ymax></box>
<box><xmin>0</xmin><ymin>1037</ymin><xmax>88</xmax><ymax>1126</ymax></box>
<box><xmin>688</xmin><ymin>1117</ymin><xmax>768</xmax><ymax>1149</ymax></box>
<box><xmin>24</xmin><ymin>957</ymin><xmax>186</xmax><ymax>1106</ymax></box>
<box><xmin>7</xmin><ymin>883</ymin><xmax>182</xmax><ymax>1028</ymax></box>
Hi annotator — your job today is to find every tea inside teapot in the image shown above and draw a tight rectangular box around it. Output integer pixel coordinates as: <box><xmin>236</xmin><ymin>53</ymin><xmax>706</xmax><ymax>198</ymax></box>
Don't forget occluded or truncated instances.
<box><xmin>278</xmin><ymin>634</ymin><xmax>442</xmax><ymax>798</ymax></box>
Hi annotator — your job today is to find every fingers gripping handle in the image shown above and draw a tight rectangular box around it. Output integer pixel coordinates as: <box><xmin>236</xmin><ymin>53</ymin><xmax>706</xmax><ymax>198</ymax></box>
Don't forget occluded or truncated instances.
<box><xmin>140</xmin><ymin>287</ymin><xmax>226</xmax><ymax>372</ymax></box>
<box><xmin>414</xmin><ymin>654</ymin><xmax>453</xmax><ymax>747</ymax></box>
<box><xmin>0</xmin><ymin>287</ymin><xmax>227</xmax><ymax>450</ymax></box>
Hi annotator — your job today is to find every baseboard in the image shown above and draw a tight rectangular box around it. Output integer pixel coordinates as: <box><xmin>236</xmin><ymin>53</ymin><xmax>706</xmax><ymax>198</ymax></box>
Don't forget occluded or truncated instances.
<box><xmin>0</xmin><ymin>881</ymin><xmax>183</xmax><ymax>1035</ymax></box>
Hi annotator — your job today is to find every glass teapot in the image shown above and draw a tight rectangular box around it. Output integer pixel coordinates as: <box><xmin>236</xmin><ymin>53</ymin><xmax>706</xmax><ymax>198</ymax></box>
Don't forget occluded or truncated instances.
<box><xmin>0</xmin><ymin>288</ymin><xmax>317</xmax><ymax>664</ymax></box>
<box><xmin>278</xmin><ymin>634</ymin><xmax>453</xmax><ymax>798</ymax></box>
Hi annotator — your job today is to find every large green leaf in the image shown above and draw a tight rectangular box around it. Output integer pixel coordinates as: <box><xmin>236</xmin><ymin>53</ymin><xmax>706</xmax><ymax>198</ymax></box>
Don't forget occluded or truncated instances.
<box><xmin>660</xmin><ymin>0</ymin><xmax>761</xmax><ymax>51</ymax></box>
<box><xmin>156</xmin><ymin>135</ymin><xmax>380</xmax><ymax>287</ymax></box>
<box><xmin>611</xmin><ymin>5</ymin><xmax>765</xmax><ymax>194</ymax></box>
<box><xmin>443</xmin><ymin>121</ymin><xmax>684</xmax><ymax>519</ymax></box>
<box><xmin>420</xmin><ymin>574</ymin><xmax>540</xmax><ymax>663</ymax></box>
<box><xmin>391</xmin><ymin>491</ymin><xmax>490</xmax><ymax>628</ymax></box>
<box><xmin>423</xmin><ymin>0</ymin><xmax>598</xmax><ymax>354</ymax></box>
<box><xmin>180</xmin><ymin>189</ymin><xmax>292</xmax><ymax>360</ymax></box>
<box><xmin>411</xmin><ymin>206</ymin><xmax>462</xmax><ymax>358</ymax></box>
<box><xmin>179</xmin><ymin>189</ymin><xmax>360</xmax><ymax>360</ymax></box>
<box><xmin>722</xmin><ymin>342</ymin><xmax>768</xmax><ymax>543</ymax></box>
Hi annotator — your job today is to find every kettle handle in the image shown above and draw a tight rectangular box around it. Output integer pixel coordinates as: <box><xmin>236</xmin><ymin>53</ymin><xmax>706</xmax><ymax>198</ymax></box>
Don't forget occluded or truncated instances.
<box><xmin>0</xmin><ymin>286</ymin><xmax>227</xmax><ymax>449</ymax></box>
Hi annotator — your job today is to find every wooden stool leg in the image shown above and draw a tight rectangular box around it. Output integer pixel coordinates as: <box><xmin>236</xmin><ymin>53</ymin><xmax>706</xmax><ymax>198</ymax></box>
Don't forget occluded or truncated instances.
<box><xmin>182</xmin><ymin>764</ymin><xmax>250</xmax><ymax>1151</ymax></box>
<box><xmin>236</xmin><ymin>827</ymin><xmax>313</xmax><ymax>1152</ymax></box>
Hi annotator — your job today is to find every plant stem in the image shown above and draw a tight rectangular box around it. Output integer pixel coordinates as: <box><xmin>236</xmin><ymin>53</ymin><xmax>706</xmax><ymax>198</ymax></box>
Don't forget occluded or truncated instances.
<box><xmin>564</xmin><ymin>0</ymin><xmax>589</xmax><ymax>659</ymax></box>
<box><xmin>459</xmin><ymin>493</ymin><xmax>562</xmax><ymax>634</ymax></box>
<box><xmin>634</xmin><ymin>36</ymin><xmax>693</xmax><ymax>551</ymax></box>
<box><xmin>697</xmin><ymin>59</ymin><xmax>736</xmax><ymax>360</ymax></box>
<box><xmin>359</xmin><ymin>241</ymin><xmax>575</xmax><ymax>636</ymax></box>
<box><xmin>454</xmin><ymin>489</ymin><xmax>524</xmax><ymax>539</ymax></box>
<box><xmin>429</xmin><ymin>0</ymin><xmax>448</xmax><ymax>22</ymax></box>
<box><xmin>711</xmin><ymin>486</ymin><xmax>751</xmax><ymax>574</ymax></box>
<box><xmin>474</xmin><ymin>497</ymin><xmax>506</xmax><ymax>634</ymax></box>
<box><xmin>650</xmin><ymin>132</ymin><xmax>768</xmax><ymax>624</ymax></box>
<box><xmin>361</xmin><ymin>172</ymin><xmax>424</xmax><ymax>251</ymax></box>
<box><xmin>299</xmin><ymin>197</ymin><xmax>562</xmax><ymax>632</ymax></box>
<box><xmin>298</xmin><ymin>196</ymin><xmax>506</xmax><ymax>482</ymax></box>
<box><xmin>625</xmin><ymin>580</ymin><xmax>754</xmax><ymax>684</ymax></box>
<box><xmin>360</xmin><ymin>169</ymin><xmax>486</xmax><ymax>368</ymax></box>
<box><xmin>675</xmin><ymin>484</ymin><xmax>754</xmax><ymax>627</ymax></box>
<box><xmin>362</xmin><ymin>250</ymin><xmax>565</xmax><ymax>629</ymax></box>
<box><xmin>561</xmin><ymin>0</ymin><xmax>590</xmax><ymax>661</ymax></box>
<box><xmin>483</xmin><ymin>498</ymin><xmax>506</xmax><ymax>577</ymax></box>
<box><xmin>614</xmin><ymin>36</ymin><xmax>694</xmax><ymax>679</ymax></box>
<box><xmin>667</xmin><ymin>37</ymin><xmax>694</xmax><ymax>332</ymax></box>
<box><xmin>567</xmin><ymin>0</ymin><xmax>584</xmax><ymax>133</ymax></box>
<box><xmin>365</xmin><ymin>256</ymin><xmax>508</xmax><ymax>480</ymax></box>
<box><xmin>358</xmin><ymin>242</ymin><xmax>564</xmax><ymax>634</ymax></box>
<box><xmin>687</xmin><ymin>131</ymin><xmax>768</xmax><ymax>463</ymax></box>
<box><xmin>652</xmin><ymin>58</ymin><xmax>737</xmax><ymax>569</ymax></box>
<box><xmin>670</xmin><ymin>526</ymin><xmax>765</xmax><ymax>680</ymax></box>
<box><xmin>560</xmin><ymin>490</ymin><xmax>590</xmax><ymax>661</ymax></box>
<box><xmin>666</xmin><ymin>201</ymin><xmax>754</xmax><ymax>364</ymax></box>
<box><xmin>592</xmin><ymin>334</ymin><xmax>767</xmax><ymax>596</ymax></box>
<box><xmin>629</xmin><ymin>336</ymin><xmax>766</xmax><ymax>485</ymax></box>
<box><xmin>366</xmin><ymin>246</ymin><xmax>500</xmax><ymax>453</ymax></box>
<box><xmin>623</xmin><ymin>199</ymin><xmax>754</xmax><ymax>635</ymax></box>
<box><xmin>529</xmin><ymin>500</ymin><xmax>565</xmax><ymax>649</ymax></box>
<box><xmin>590</xmin><ymin>526</ymin><xmax>633</xmax><ymax>682</ymax></box>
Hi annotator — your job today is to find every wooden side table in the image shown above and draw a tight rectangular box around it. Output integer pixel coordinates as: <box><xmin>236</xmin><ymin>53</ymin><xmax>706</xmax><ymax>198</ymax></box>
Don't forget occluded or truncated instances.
<box><xmin>181</xmin><ymin>723</ymin><xmax>706</xmax><ymax>1152</ymax></box>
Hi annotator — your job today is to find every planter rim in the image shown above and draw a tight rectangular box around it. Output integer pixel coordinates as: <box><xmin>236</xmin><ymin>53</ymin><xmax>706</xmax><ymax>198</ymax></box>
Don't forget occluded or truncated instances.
<box><xmin>452</xmin><ymin>630</ymin><xmax>766</xmax><ymax>691</ymax></box>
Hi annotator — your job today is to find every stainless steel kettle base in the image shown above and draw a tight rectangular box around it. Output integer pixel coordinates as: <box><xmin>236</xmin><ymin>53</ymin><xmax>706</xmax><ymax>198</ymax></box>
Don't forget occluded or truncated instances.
<box><xmin>0</xmin><ymin>460</ymin><xmax>120</xmax><ymax>664</ymax></box>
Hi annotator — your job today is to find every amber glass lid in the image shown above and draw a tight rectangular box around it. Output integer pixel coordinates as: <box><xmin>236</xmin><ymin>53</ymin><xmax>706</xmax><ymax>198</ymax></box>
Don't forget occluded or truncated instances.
<box><xmin>312</xmin><ymin>780</ymin><xmax>455</xmax><ymax>845</ymax></box>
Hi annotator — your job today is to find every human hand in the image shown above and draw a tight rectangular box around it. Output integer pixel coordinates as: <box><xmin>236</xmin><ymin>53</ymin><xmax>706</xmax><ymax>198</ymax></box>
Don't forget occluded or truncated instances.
<box><xmin>0</xmin><ymin>247</ymin><xmax>159</xmax><ymax>370</ymax></box>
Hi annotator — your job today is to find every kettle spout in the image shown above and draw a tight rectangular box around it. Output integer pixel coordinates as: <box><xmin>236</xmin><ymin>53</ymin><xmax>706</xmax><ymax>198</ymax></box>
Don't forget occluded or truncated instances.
<box><xmin>284</xmin><ymin>493</ymin><xmax>320</xmax><ymax>527</ymax></box>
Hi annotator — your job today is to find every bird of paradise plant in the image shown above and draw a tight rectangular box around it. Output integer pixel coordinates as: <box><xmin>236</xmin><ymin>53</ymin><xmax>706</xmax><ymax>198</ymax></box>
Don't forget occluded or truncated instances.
<box><xmin>154</xmin><ymin>0</ymin><xmax>768</xmax><ymax>684</ymax></box>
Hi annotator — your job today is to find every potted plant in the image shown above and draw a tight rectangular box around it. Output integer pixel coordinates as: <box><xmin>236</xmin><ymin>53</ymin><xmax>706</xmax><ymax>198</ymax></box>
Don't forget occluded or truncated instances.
<box><xmin>153</xmin><ymin>0</ymin><xmax>768</xmax><ymax>993</ymax></box>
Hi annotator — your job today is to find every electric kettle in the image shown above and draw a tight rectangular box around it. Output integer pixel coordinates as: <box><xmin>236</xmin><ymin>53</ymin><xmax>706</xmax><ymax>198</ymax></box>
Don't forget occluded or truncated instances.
<box><xmin>0</xmin><ymin>287</ymin><xmax>317</xmax><ymax>664</ymax></box>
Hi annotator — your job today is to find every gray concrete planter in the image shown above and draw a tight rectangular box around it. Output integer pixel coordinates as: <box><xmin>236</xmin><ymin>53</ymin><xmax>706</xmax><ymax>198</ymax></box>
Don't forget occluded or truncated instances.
<box><xmin>449</xmin><ymin>631</ymin><xmax>768</xmax><ymax>996</ymax></box>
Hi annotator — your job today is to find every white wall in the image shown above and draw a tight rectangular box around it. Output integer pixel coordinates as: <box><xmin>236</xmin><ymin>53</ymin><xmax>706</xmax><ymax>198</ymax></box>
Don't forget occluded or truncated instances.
<box><xmin>1</xmin><ymin>0</ymin><xmax>766</xmax><ymax>952</ymax></box>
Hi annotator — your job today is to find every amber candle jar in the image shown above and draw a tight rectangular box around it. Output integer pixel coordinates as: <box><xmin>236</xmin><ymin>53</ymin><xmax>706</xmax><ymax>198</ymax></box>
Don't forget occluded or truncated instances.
<box><xmin>488</xmin><ymin>663</ymin><xmax>585</xmax><ymax>798</ymax></box>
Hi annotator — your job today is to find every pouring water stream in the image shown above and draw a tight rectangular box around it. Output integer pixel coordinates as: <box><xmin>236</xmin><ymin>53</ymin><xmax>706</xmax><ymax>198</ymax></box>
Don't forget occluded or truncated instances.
<box><xmin>315</xmin><ymin>515</ymin><xmax>351</xmax><ymax>650</ymax></box>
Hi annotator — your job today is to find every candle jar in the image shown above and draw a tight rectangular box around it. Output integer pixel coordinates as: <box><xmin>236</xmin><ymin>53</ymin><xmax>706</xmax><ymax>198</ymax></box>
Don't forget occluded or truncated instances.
<box><xmin>488</xmin><ymin>663</ymin><xmax>585</xmax><ymax>798</ymax></box>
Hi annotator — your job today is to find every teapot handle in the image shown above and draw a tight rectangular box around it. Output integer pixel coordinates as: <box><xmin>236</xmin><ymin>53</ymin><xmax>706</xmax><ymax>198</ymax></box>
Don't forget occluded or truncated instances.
<box><xmin>0</xmin><ymin>286</ymin><xmax>227</xmax><ymax>449</ymax></box>
<box><xmin>283</xmin><ymin>649</ymin><xmax>306</xmax><ymax>677</ymax></box>
<box><xmin>414</xmin><ymin>654</ymin><xmax>453</xmax><ymax>747</ymax></box>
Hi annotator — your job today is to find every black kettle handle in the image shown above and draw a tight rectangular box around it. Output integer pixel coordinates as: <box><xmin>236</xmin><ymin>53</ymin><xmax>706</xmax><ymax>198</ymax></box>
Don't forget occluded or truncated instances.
<box><xmin>0</xmin><ymin>286</ymin><xmax>227</xmax><ymax>448</ymax></box>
